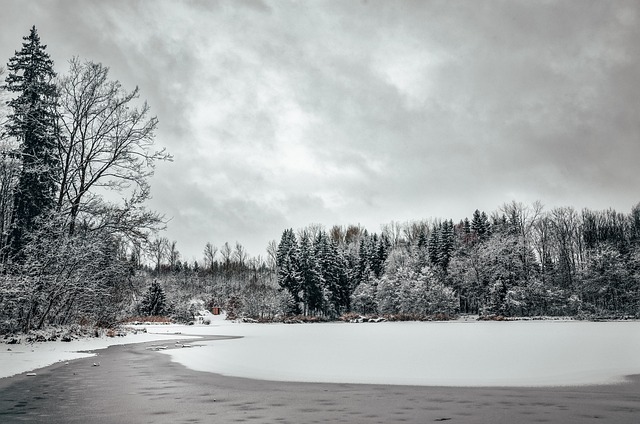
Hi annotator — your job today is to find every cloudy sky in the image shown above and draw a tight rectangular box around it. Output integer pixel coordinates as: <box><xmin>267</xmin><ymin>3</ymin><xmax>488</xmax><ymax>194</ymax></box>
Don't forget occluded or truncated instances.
<box><xmin>1</xmin><ymin>0</ymin><xmax>639</xmax><ymax>261</ymax></box>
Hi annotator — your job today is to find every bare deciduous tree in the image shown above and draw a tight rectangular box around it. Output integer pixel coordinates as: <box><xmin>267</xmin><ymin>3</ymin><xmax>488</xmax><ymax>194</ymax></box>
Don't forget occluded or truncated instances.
<box><xmin>56</xmin><ymin>58</ymin><xmax>171</xmax><ymax>235</ymax></box>
<box><xmin>381</xmin><ymin>221</ymin><xmax>403</xmax><ymax>247</ymax></box>
<box><xmin>203</xmin><ymin>242</ymin><xmax>217</xmax><ymax>271</ymax></box>
<box><xmin>220</xmin><ymin>242</ymin><xmax>232</xmax><ymax>268</ymax></box>
<box><xmin>149</xmin><ymin>237</ymin><xmax>169</xmax><ymax>272</ymax></box>
<box><xmin>266</xmin><ymin>240</ymin><xmax>277</xmax><ymax>269</ymax></box>
<box><xmin>168</xmin><ymin>240</ymin><xmax>180</xmax><ymax>270</ymax></box>
<box><xmin>234</xmin><ymin>241</ymin><xmax>247</xmax><ymax>267</ymax></box>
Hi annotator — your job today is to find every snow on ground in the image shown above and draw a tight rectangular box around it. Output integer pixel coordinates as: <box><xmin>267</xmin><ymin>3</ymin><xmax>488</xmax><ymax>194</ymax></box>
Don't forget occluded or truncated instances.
<box><xmin>151</xmin><ymin>318</ymin><xmax>640</xmax><ymax>387</ymax></box>
<box><xmin>0</xmin><ymin>330</ymin><xmax>199</xmax><ymax>379</ymax></box>
<box><xmin>3</xmin><ymin>312</ymin><xmax>639</xmax><ymax>387</ymax></box>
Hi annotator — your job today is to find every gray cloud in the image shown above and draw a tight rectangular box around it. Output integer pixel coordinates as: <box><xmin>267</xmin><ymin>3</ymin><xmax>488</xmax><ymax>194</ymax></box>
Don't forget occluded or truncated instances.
<box><xmin>1</xmin><ymin>0</ymin><xmax>639</xmax><ymax>259</ymax></box>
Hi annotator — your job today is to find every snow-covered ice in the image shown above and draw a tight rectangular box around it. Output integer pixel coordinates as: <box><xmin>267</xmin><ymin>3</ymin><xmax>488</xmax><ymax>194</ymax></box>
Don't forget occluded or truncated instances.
<box><xmin>152</xmin><ymin>318</ymin><xmax>640</xmax><ymax>387</ymax></box>
<box><xmin>3</xmin><ymin>313</ymin><xmax>639</xmax><ymax>387</ymax></box>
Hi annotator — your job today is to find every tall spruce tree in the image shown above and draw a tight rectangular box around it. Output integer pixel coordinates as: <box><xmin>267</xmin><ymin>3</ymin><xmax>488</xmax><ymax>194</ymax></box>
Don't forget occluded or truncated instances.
<box><xmin>471</xmin><ymin>209</ymin><xmax>490</xmax><ymax>241</ymax></box>
<box><xmin>413</xmin><ymin>228</ymin><xmax>430</xmax><ymax>270</ymax></box>
<box><xmin>372</xmin><ymin>233</ymin><xmax>390</xmax><ymax>278</ymax></box>
<box><xmin>276</xmin><ymin>228</ymin><xmax>301</xmax><ymax>314</ymax></box>
<box><xmin>298</xmin><ymin>231</ymin><xmax>324</xmax><ymax>315</ymax></box>
<box><xmin>314</xmin><ymin>231</ymin><xmax>337</xmax><ymax>310</ymax></box>
<box><xmin>315</xmin><ymin>230</ymin><xmax>350</xmax><ymax>314</ymax></box>
<box><xmin>438</xmin><ymin>219</ymin><xmax>455</xmax><ymax>271</ymax></box>
<box><xmin>4</xmin><ymin>26</ymin><xmax>59</xmax><ymax>258</ymax></box>
<box><xmin>427</xmin><ymin>224</ymin><xmax>440</xmax><ymax>266</ymax></box>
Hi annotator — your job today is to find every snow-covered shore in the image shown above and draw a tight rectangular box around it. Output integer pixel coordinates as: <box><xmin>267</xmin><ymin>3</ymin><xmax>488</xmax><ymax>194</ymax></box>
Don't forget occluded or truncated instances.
<box><xmin>0</xmin><ymin>311</ymin><xmax>231</xmax><ymax>379</ymax></box>
<box><xmin>0</xmin><ymin>328</ymin><xmax>200</xmax><ymax>379</ymax></box>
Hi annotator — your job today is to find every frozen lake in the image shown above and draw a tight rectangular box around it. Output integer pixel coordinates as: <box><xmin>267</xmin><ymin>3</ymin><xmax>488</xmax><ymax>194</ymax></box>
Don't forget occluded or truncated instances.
<box><xmin>154</xmin><ymin>320</ymin><xmax>640</xmax><ymax>387</ymax></box>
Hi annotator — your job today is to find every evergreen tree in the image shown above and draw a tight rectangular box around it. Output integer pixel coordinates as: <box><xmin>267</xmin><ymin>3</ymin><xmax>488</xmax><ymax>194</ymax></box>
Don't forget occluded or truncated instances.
<box><xmin>371</xmin><ymin>233</ymin><xmax>390</xmax><ymax>278</ymax></box>
<box><xmin>427</xmin><ymin>224</ymin><xmax>440</xmax><ymax>266</ymax></box>
<box><xmin>355</xmin><ymin>231</ymin><xmax>373</xmax><ymax>284</ymax></box>
<box><xmin>140</xmin><ymin>280</ymin><xmax>167</xmax><ymax>316</ymax></box>
<box><xmin>416</xmin><ymin>228</ymin><xmax>428</xmax><ymax>250</ymax></box>
<box><xmin>276</xmin><ymin>229</ymin><xmax>301</xmax><ymax>314</ymax></box>
<box><xmin>438</xmin><ymin>220</ymin><xmax>455</xmax><ymax>271</ymax></box>
<box><xmin>4</xmin><ymin>26</ymin><xmax>59</xmax><ymax>258</ymax></box>
<box><xmin>460</xmin><ymin>217</ymin><xmax>473</xmax><ymax>245</ymax></box>
<box><xmin>298</xmin><ymin>231</ymin><xmax>325</xmax><ymax>315</ymax></box>
<box><xmin>412</xmin><ymin>228</ymin><xmax>429</xmax><ymax>270</ymax></box>
<box><xmin>471</xmin><ymin>209</ymin><xmax>489</xmax><ymax>240</ymax></box>
<box><xmin>314</xmin><ymin>231</ymin><xmax>348</xmax><ymax>314</ymax></box>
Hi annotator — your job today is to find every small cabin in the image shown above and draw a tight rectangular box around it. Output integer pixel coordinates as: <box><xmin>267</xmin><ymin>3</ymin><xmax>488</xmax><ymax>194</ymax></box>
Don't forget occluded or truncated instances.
<box><xmin>212</xmin><ymin>307</ymin><xmax>221</xmax><ymax>315</ymax></box>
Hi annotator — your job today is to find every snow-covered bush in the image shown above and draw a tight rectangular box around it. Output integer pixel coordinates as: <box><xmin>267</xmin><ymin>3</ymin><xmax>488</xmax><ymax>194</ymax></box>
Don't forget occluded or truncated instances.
<box><xmin>0</xmin><ymin>215</ymin><xmax>132</xmax><ymax>333</ymax></box>
<box><xmin>350</xmin><ymin>279</ymin><xmax>377</xmax><ymax>315</ymax></box>
<box><xmin>375</xmin><ymin>266</ymin><xmax>458</xmax><ymax>317</ymax></box>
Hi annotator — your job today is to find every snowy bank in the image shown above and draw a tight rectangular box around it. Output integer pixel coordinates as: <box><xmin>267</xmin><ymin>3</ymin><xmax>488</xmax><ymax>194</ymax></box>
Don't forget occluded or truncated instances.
<box><xmin>0</xmin><ymin>311</ymin><xmax>226</xmax><ymax>379</ymax></box>
<box><xmin>0</xmin><ymin>329</ymin><xmax>200</xmax><ymax>379</ymax></box>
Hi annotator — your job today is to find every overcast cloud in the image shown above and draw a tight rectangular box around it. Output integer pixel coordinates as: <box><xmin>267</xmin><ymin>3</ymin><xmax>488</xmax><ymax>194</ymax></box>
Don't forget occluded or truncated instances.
<box><xmin>1</xmin><ymin>0</ymin><xmax>639</xmax><ymax>261</ymax></box>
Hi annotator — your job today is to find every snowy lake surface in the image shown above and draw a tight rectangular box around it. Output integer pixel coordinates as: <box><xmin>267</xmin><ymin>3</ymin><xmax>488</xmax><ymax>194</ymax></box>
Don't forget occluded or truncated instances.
<box><xmin>153</xmin><ymin>320</ymin><xmax>640</xmax><ymax>387</ymax></box>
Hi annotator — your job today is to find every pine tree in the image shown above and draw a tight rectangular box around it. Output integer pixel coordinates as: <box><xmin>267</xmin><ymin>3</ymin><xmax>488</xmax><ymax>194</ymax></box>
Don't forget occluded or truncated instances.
<box><xmin>356</xmin><ymin>232</ymin><xmax>373</xmax><ymax>284</ymax></box>
<box><xmin>427</xmin><ymin>224</ymin><xmax>440</xmax><ymax>266</ymax></box>
<box><xmin>276</xmin><ymin>229</ymin><xmax>301</xmax><ymax>314</ymax></box>
<box><xmin>471</xmin><ymin>210</ymin><xmax>490</xmax><ymax>241</ymax></box>
<box><xmin>297</xmin><ymin>231</ymin><xmax>324</xmax><ymax>315</ymax></box>
<box><xmin>413</xmin><ymin>228</ymin><xmax>430</xmax><ymax>270</ymax></box>
<box><xmin>314</xmin><ymin>230</ymin><xmax>348</xmax><ymax>314</ymax></box>
<box><xmin>372</xmin><ymin>233</ymin><xmax>391</xmax><ymax>277</ymax></box>
<box><xmin>4</xmin><ymin>26</ymin><xmax>59</xmax><ymax>258</ymax></box>
<box><xmin>333</xmin><ymin>239</ymin><xmax>352</xmax><ymax>312</ymax></box>
<box><xmin>470</xmin><ymin>210</ymin><xmax>482</xmax><ymax>237</ymax></box>
<box><xmin>140</xmin><ymin>280</ymin><xmax>167</xmax><ymax>316</ymax></box>
<box><xmin>439</xmin><ymin>220</ymin><xmax>455</xmax><ymax>271</ymax></box>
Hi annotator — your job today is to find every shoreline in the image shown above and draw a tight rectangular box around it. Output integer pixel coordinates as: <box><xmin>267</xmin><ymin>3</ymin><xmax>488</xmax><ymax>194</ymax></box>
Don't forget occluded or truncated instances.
<box><xmin>0</xmin><ymin>329</ymin><xmax>203</xmax><ymax>380</ymax></box>
<box><xmin>1</xmin><ymin>336</ymin><xmax>639</xmax><ymax>423</ymax></box>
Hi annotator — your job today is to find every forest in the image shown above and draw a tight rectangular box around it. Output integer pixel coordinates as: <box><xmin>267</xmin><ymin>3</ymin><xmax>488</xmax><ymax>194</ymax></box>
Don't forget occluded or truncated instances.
<box><xmin>272</xmin><ymin>202</ymin><xmax>640</xmax><ymax>320</ymax></box>
<box><xmin>1</xmin><ymin>27</ymin><xmax>639</xmax><ymax>335</ymax></box>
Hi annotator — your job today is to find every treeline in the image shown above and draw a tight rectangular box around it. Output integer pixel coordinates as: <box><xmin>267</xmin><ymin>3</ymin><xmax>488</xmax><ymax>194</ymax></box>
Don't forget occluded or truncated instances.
<box><xmin>0</xmin><ymin>27</ymin><xmax>169</xmax><ymax>333</ymax></box>
<box><xmin>275</xmin><ymin>201</ymin><xmax>640</xmax><ymax>319</ymax></box>
<box><xmin>148</xmin><ymin>200</ymin><xmax>640</xmax><ymax>323</ymax></box>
